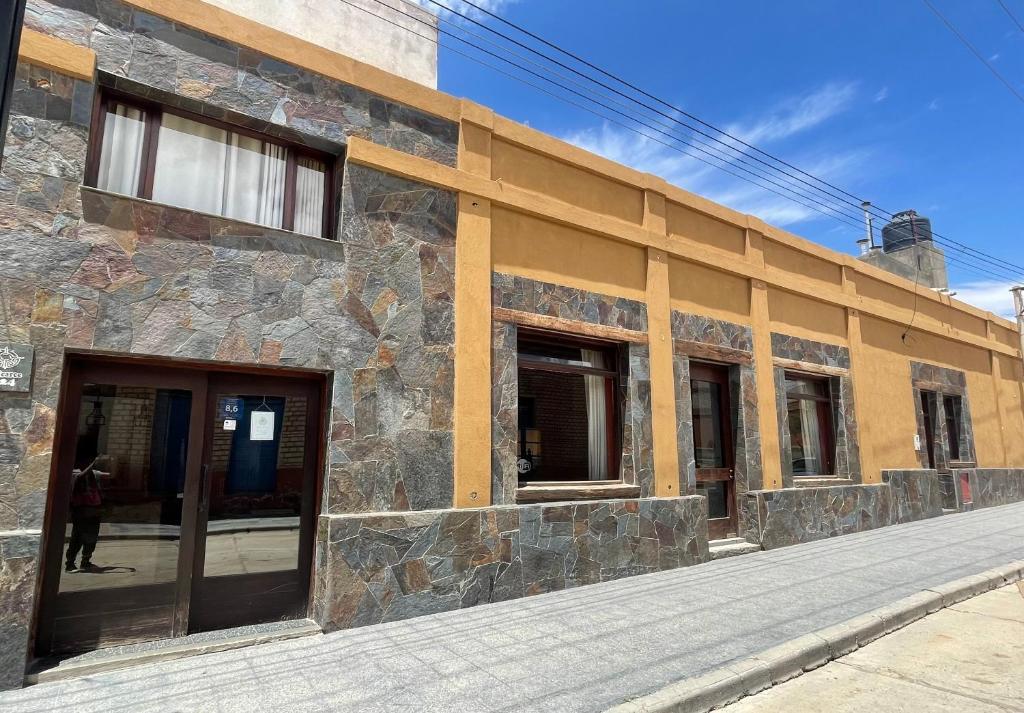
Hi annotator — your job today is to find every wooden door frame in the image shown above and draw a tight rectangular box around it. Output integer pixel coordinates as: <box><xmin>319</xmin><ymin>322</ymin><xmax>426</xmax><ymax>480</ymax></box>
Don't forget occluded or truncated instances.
<box><xmin>35</xmin><ymin>357</ymin><xmax>208</xmax><ymax>654</ymax></box>
<box><xmin>190</xmin><ymin>371</ymin><xmax>322</xmax><ymax>626</ymax></box>
<box><xmin>34</xmin><ymin>352</ymin><xmax>328</xmax><ymax>657</ymax></box>
<box><xmin>689</xmin><ymin>361</ymin><xmax>737</xmax><ymax>540</ymax></box>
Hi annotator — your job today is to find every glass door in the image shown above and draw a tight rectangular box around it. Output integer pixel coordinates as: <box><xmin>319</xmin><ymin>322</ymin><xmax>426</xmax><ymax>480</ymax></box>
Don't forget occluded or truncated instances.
<box><xmin>37</xmin><ymin>359</ymin><xmax>323</xmax><ymax>657</ymax></box>
<box><xmin>37</xmin><ymin>361</ymin><xmax>207</xmax><ymax>654</ymax></box>
<box><xmin>188</xmin><ymin>372</ymin><xmax>320</xmax><ymax>633</ymax></box>
<box><xmin>690</xmin><ymin>362</ymin><xmax>736</xmax><ymax>540</ymax></box>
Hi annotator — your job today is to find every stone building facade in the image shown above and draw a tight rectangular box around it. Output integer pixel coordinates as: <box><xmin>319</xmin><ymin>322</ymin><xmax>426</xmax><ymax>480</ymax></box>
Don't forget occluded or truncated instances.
<box><xmin>2</xmin><ymin>0</ymin><xmax>1024</xmax><ymax>690</ymax></box>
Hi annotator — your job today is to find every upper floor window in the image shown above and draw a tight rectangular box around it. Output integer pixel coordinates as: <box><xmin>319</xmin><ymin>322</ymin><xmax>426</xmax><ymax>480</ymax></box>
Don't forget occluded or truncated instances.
<box><xmin>785</xmin><ymin>373</ymin><xmax>835</xmax><ymax>476</ymax></box>
<box><xmin>89</xmin><ymin>94</ymin><xmax>333</xmax><ymax>239</ymax></box>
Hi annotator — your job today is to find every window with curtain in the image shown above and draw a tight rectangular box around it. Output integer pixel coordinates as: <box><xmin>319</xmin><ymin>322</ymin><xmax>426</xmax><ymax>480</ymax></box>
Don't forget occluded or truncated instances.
<box><xmin>785</xmin><ymin>373</ymin><xmax>836</xmax><ymax>476</ymax></box>
<box><xmin>516</xmin><ymin>334</ymin><xmax>618</xmax><ymax>483</ymax></box>
<box><xmin>90</xmin><ymin>94</ymin><xmax>332</xmax><ymax>238</ymax></box>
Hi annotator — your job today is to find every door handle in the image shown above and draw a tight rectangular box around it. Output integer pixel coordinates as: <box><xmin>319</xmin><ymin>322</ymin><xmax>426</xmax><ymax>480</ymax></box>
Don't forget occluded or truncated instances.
<box><xmin>199</xmin><ymin>464</ymin><xmax>209</xmax><ymax>512</ymax></box>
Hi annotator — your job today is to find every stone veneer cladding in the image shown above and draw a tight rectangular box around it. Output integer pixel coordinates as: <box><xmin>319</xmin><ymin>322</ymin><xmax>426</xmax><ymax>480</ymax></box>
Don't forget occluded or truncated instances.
<box><xmin>670</xmin><ymin>312</ymin><xmax>761</xmax><ymax>537</ymax></box>
<box><xmin>25</xmin><ymin>0</ymin><xmax>459</xmax><ymax>166</ymax></box>
<box><xmin>313</xmin><ymin>496</ymin><xmax>709</xmax><ymax>630</ymax></box>
<box><xmin>953</xmin><ymin>468</ymin><xmax>1024</xmax><ymax>510</ymax></box>
<box><xmin>0</xmin><ymin>15</ymin><xmax>457</xmax><ymax>677</ymax></box>
<box><xmin>489</xmin><ymin>274</ymin><xmax>653</xmax><ymax>502</ymax></box>
<box><xmin>744</xmin><ymin>470</ymin><xmax>942</xmax><ymax>549</ymax></box>
<box><xmin>771</xmin><ymin>333</ymin><xmax>861</xmax><ymax>486</ymax></box>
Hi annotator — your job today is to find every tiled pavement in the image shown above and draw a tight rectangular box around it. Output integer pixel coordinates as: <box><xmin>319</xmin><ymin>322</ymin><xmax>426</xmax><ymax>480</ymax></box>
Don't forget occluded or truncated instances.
<box><xmin>4</xmin><ymin>502</ymin><xmax>1024</xmax><ymax>712</ymax></box>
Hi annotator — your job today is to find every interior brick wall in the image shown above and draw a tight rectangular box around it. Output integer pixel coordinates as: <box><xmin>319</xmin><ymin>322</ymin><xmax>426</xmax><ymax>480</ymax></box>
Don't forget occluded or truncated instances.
<box><xmin>519</xmin><ymin>370</ymin><xmax>589</xmax><ymax>481</ymax></box>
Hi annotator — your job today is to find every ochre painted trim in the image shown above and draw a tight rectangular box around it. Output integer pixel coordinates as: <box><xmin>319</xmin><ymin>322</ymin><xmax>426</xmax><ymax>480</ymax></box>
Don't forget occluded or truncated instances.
<box><xmin>17</xmin><ymin>28</ymin><xmax>95</xmax><ymax>81</ymax></box>
<box><xmin>123</xmin><ymin>0</ymin><xmax>461</xmax><ymax>121</ymax></box>
<box><xmin>845</xmin><ymin>308</ymin><xmax>879</xmax><ymax>484</ymax></box>
<box><xmin>492</xmin><ymin>308</ymin><xmax>648</xmax><ymax>344</ymax></box>
<box><xmin>345</xmin><ymin>137</ymin><xmax>1019</xmax><ymax>358</ymax></box>
<box><xmin>453</xmin><ymin>194</ymin><xmax>493</xmax><ymax>508</ymax></box>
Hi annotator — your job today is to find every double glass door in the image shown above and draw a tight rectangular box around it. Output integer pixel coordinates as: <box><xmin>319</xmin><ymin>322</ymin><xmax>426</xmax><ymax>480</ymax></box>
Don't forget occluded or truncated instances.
<box><xmin>690</xmin><ymin>362</ymin><xmax>737</xmax><ymax>540</ymax></box>
<box><xmin>36</xmin><ymin>358</ymin><xmax>322</xmax><ymax>656</ymax></box>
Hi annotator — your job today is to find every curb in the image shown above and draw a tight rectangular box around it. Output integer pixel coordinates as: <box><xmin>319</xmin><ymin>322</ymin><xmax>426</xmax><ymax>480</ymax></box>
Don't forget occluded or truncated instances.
<box><xmin>606</xmin><ymin>560</ymin><xmax>1024</xmax><ymax>713</ymax></box>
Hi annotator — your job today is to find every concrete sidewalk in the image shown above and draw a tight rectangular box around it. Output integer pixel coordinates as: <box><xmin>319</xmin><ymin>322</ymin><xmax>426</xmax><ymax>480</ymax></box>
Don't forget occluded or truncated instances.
<box><xmin>4</xmin><ymin>502</ymin><xmax>1024</xmax><ymax>713</ymax></box>
<box><xmin>721</xmin><ymin>583</ymin><xmax>1024</xmax><ymax>712</ymax></box>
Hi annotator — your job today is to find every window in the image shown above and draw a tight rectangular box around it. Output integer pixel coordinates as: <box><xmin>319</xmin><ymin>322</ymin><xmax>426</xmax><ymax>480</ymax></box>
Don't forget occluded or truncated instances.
<box><xmin>88</xmin><ymin>93</ymin><xmax>334</xmax><ymax>238</ymax></box>
<box><xmin>921</xmin><ymin>390</ymin><xmax>938</xmax><ymax>469</ymax></box>
<box><xmin>785</xmin><ymin>373</ymin><xmax>835</xmax><ymax>476</ymax></box>
<box><xmin>943</xmin><ymin>395</ymin><xmax>963</xmax><ymax>462</ymax></box>
<box><xmin>516</xmin><ymin>333</ymin><xmax>618</xmax><ymax>483</ymax></box>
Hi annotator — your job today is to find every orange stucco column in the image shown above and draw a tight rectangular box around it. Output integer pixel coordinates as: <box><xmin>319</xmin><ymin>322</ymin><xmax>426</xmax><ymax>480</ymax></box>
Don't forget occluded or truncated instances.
<box><xmin>845</xmin><ymin>307</ymin><xmax>880</xmax><ymax>483</ymax></box>
<box><xmin>453</xmin><ymin>107</ymin><xmax>495</xmax><ymax>507</ymax></box>
<box><xmin>642</xmin><ymin>191</ymin><xmax>681</xmax><ymax>497</ymax></box>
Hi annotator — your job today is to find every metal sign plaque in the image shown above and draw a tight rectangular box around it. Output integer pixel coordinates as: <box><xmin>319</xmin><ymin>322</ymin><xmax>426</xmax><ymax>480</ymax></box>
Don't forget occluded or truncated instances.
<box><xmin>0</xmin><ymin>343</ymin><xmax>33</xmax><ymax>392</ymax></box>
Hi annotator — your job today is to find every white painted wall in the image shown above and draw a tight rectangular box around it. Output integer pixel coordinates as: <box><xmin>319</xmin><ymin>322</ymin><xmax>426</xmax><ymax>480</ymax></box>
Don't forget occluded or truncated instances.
<box><xmin>205</xmin><ymin>0</ymin><xmax>439</xmax><ymax>88</ymax></box>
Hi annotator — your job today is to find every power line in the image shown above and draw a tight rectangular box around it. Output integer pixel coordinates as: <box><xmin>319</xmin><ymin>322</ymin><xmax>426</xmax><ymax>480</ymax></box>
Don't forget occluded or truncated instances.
<box><xmin>350</xmin><ymin>0</ymin><xmax>1024</xmax><ymax>283</ymax></box>
<box><xmin>997</xmin><ymin>0</ymin><xmax>1024</xmax><ymax>35</ymax></box>
<box><xmin>442</xmin><ymin>0</ymin><xmax>1024</xmax><ymax>276</ymax></box>
<box><xmin>922</xmin><ymin>0</ymin><xmax>1024</xmax><ymax>105</ymax></box>
<box><xmin>432</xmin><ymin>0</ymin><xmax>1024</xmax><ymax>278</ymax></box>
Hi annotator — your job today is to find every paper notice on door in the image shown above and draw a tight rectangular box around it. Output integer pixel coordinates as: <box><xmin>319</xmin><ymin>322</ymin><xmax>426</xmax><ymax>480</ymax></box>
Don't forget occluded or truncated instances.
<box><xmin>250</xmin><ymin>410</ymin><xmax>275</xmax><ymax>441</ymax></box>
<box><xmin>223</xmin><ymin>419</ymin><xmax>237</xmax><ymax>431</ymax></box>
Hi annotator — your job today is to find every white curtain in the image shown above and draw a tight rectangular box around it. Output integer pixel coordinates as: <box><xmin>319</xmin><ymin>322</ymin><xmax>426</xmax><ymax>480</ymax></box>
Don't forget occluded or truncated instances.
<box><xmin>152</xmin><ymin>113</ymin><xmax>286</xmax><ymax>228</ymax></box>
<box><xmin>294</xmin><ymin>156</ymin><xmax>326</xmax><ymax>236</ymax></box>
<box><xmin>97</xmin><ymin>103</ymin><xmax>145</xmax><ymax>196</ymax></box>
<box><xmin>798</xmin><ymin>399</ymin><xmax>822</xmax><ymax>474</ymax></box>
<box><xmin>581</xmin><ymin>349</ymin><xmax>608</xmax><ymax>480</ymax></box>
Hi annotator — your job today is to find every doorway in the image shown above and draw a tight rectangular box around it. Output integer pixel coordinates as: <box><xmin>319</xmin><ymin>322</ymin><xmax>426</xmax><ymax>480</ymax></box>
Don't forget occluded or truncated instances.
<box><xmin>690</xmin><ymin>362</ymin><xmax>737</xmax><ymax>540</ymax></box>
<box><xmin>35</xmin><ymin>356</ymin><xmax>324</xmax><ymax>656</ymax></box>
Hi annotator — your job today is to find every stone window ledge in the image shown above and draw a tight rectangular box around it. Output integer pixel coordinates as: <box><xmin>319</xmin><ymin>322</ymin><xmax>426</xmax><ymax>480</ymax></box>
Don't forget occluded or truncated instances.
<box><xmin>515</xmin><ymin>481</ymin><xmax>641</xmax><ymax>503</ymax></box>
<box><xmin>792</xmin><ymin>477</ymin><xmax>852</xmax><ymax>488</ymax></box>
<box><xmin>80</xmin><ymin>186</ymin><xmax>338</xmax><ymax>245</ymax></box>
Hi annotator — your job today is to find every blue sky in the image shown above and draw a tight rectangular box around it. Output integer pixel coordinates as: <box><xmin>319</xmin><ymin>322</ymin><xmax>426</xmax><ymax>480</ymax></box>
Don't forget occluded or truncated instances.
<box><xmin>414</xmin><ymin>0</ymin><xmax>1024</xmax><ymax>317</ymax></box>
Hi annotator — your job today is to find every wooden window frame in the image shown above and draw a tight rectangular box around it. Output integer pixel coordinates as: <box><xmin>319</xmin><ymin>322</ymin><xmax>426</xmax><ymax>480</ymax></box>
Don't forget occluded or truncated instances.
<box><xmin>784</xmin><ymin>371</ymin><xmax>836</xmax><ymax>477</ymax></box>
<box><xmin>942</xmin><ymin>394</ymin><xmax>963</xmax><ymax>463</ymax></box>
<box><xmin>515</xmin><ymin>329</ymin><xmax>622</xmax><ymax>487</ymax></box>
<box><xmin>84</xmin><ymin>89</ymin><xmax>336</xmax><ymax>239</ymax></box>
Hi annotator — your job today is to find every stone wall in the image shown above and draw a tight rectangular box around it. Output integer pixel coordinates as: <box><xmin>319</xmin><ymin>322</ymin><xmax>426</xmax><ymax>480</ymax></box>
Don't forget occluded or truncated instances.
<box><xmin>0</xmin><ymin>31</ymin><xmax>456</xmax><ymax>676</ymax></box>
<box><xmin>954</xmin><ymin>468</ymin><xmax>1024</xmax><ymax>511</ymax></box>
<box><xmin>25</xmin><ymin>0</ymin><xmax>458</xmax><ymax>166</ymax></box>
<box><xmin>743</xmin><ymin>470</ymin><xmax>943</xmax><ymax>549</ymax></box>
<box><xmin>313</xmin><ymin>496</ymin><xmax>709</xmax><ymax>630</ymax></box>
<box><xmin>489</xmin><ymin>274</ymin><xmax>653</xmax><ymax>502</ymax></box>
<box><xmin>0</xmin><ymin>533</ymin><xmax>37</xmax><ymax>690</ymax></box>
<box><xmin>771</xmin><ymin>333</ymin><xmax>861</xmax><ymax>485</ymax></box>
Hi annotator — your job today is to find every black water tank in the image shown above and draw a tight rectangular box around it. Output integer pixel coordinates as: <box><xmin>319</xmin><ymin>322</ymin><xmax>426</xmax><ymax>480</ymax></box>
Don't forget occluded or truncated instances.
<box><xmin>882</xmin><ymin>210</ymin><xmax>933</xmax><ymax>253</ymax></box>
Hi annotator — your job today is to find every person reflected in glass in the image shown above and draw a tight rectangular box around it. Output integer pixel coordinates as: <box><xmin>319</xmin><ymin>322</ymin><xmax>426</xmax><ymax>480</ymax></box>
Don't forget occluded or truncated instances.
<box><xmin>66</xmin><ymin>456</ymin><xmax>111</xmax><ymax>573</ymax></box>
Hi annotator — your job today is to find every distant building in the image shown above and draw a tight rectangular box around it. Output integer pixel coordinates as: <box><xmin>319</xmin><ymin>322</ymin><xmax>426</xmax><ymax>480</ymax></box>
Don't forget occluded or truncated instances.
<box><xmin>858</xmin><ymin>210</ymin><xmax>949</xmax><ymax>290</ymax></box>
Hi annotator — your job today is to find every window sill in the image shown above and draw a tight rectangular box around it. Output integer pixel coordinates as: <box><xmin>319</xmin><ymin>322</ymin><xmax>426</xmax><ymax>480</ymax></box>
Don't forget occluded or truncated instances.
<box><xmin>515</xmin><ymin>481</ymin><xmax>641</xmax><ymax>503</ymax></box>
<box><xmin>80</xmin><ymin>186</ymin><xmax>336</xmax><ymax>243</ymax></box>
<box><xmin>792</xmin><ymin>476</ymin><xmax>851</xmax><ymax>488</ymax></box>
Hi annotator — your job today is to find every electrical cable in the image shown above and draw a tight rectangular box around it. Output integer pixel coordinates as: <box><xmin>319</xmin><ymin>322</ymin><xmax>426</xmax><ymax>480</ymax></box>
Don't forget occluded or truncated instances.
<box><xmin>997</xmin><ymin>0</ymin><xmax>1024</xmax><ymax>35</ymax></box>
<box><xmin>349</xmin><ymin>0</ymin><xmax>1024</xmax><ymax>283</ymax></box>
<box><xmin>922</xmin><ymin>0</ymin><xmax>1024</xmax><ymax>105</ymax></box>
<box><xmin>435</xmin><ymin>0</ymin><xmax>1024</xmax><ymax>276</ymax></box>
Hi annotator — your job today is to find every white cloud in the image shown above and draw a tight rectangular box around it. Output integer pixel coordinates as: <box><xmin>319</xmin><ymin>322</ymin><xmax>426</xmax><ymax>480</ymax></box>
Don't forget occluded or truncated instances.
<box><xmin>722</xmin><ymin>81</ymin><xmax>858</xmax><ymax>145</ymax></box>
<box><xmin>951</xmin><ymin>281</ymin><xmax>1019</xmax><ymax>319</ymax></box>
<box><xmin>874</xmin><ymin>86</ymin><xmax>889</xmax><ymax>102</ymax></box>
<box><xmin>990</xmin><ymin>53</ymin><xmax>1001</xmax><ymax>62</ymax></box>
<box><xmin>928</xmin><ymin>98</ymin><xmax>940</xmax><ymax>111</ymax></box>
<box><xmin>560</xmin><ymin>82</ymin><xmax>869</xmax><ymax>228</ymax></box>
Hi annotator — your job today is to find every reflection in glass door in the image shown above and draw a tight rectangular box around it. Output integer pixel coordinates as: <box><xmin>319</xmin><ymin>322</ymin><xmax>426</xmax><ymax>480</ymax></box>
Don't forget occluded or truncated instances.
<box><xmin>38</xmin><ymin>359</ymin><xmax>322</xmax><ymax>657</ymax></box>
<box><xmin>690</xmin><ymin>362</ymin><xmax>737</xmax><ymax>540</ymax></box>
<box><xmin>39</xmin><ymin>363</ymin><xmax>206</xmax><ymax>655</ymax></box>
